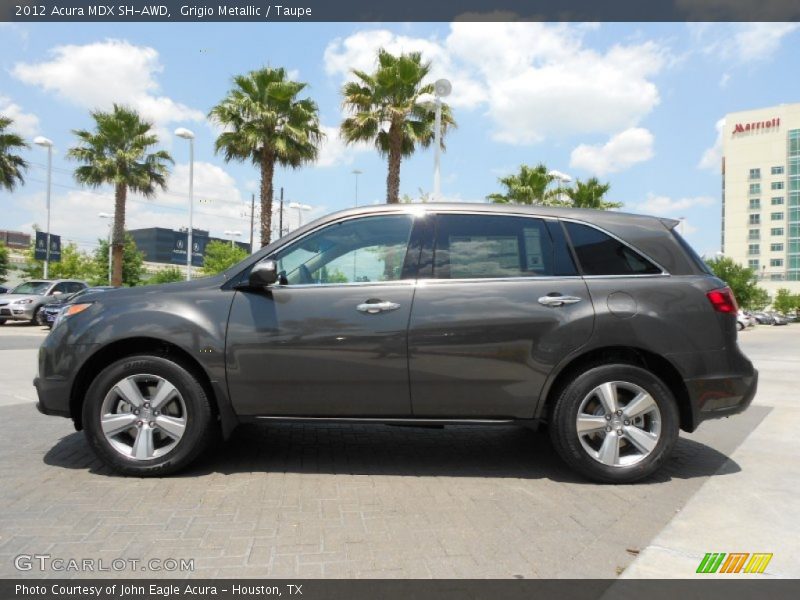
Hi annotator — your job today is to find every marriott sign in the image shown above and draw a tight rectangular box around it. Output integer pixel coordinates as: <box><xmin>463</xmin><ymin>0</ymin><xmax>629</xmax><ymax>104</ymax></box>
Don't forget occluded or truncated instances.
<box><xmin>732</xmin><ymin>118</ymin><xmax>780</xmax><ymax>135</ymax></box>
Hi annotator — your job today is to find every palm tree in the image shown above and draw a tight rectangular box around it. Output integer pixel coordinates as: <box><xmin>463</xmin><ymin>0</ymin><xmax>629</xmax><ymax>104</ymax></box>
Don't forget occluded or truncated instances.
<box><xmin>341</xmin><ymin>49</ymin><xmax>455</xmax><ymax>204</ymax></box>
<box><xmin>487</xmin><ymin>163</ymin><xmax>563</xmax><ymax>206</ymax></box>
<box><xmin>68</xmin><ymin>105</ymin><xmax>172</xmax><ymax>287</ymax></box>
<box><xmin>566</xmin><ymin>177</ymin><xmax>621</xmax><ymax>210</ymax></box>
<box><xmin>210</xmin><ymin>68</ymin><xmax>323</xmax><ymax>247</ymax></box>
<box><xmin>0</xmin><ymin>116</ymin><xmax>29</xmax><ymax>192</ymax></box>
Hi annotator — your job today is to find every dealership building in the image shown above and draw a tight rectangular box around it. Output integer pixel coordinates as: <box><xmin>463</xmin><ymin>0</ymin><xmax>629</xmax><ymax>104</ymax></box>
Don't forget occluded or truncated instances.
<box><xmin>721</xmin><ymin>102</ymin><xmax>800</xmax><ymax>294</ymax></box>
<box><xmin>128</xmin><ymin>227</ymin><xmax>251</xmax><ymax>272</ymax></box>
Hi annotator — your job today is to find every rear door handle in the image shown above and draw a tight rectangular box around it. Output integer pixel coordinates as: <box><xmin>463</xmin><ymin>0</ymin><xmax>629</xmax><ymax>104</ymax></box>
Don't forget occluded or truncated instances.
<box><xmin>538</xmin><ymin>295</ymin><xmax>582</xmax><ymax>307</ymax></box>
<box><xmin>356</xmin><ymin>300</ymin><xmax>401</xmax><ymax>314</ymax></box>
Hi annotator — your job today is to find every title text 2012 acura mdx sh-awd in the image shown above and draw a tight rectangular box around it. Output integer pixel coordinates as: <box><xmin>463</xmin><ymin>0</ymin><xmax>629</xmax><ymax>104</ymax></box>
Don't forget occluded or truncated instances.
<box><xmin>34</xmin><ymin>205</ymin><xmax>757</xmax><ymax>483</ymax></box>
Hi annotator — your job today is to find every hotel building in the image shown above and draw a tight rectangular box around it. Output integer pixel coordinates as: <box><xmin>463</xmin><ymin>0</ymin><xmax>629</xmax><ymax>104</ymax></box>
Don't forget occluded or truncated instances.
<box><xmin>721</xmin><ymin>102</ymin><xmax>800</xmax><ymax>294</ymax></box>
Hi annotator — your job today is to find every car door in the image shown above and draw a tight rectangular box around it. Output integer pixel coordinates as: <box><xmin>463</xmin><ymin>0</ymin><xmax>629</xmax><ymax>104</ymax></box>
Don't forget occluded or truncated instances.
<box><xmin>226</xmin><ymin>212</ymin><xmax>424</xmax><ymax>417</ymax></box>
<box><xmin>408</xmin><ymin>212</ymin><xmax>595</xmax><ymax>418</ymax></box>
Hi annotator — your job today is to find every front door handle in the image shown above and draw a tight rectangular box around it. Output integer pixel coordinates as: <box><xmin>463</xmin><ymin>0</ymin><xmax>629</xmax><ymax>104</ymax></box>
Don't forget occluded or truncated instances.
<box><xmin>538</xmin><ymin>295</ymin><xmax>582</xmax><ymax>307</ymax></box>
<box><xmin>356</xmin><ymin>300</ymin><xmax>401</xmax><ymax>314</ymax></box>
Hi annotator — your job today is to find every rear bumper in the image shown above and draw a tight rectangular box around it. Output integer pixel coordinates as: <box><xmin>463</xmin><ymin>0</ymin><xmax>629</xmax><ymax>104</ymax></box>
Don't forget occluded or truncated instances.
<box><xmin>685</xmin><ymin>368</ymin><xmax>758</xmax><ymax>429</ymax></box>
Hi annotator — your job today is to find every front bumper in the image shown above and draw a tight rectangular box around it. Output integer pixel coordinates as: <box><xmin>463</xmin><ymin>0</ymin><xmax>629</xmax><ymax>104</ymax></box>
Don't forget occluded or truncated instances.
<box><xmin>0</xmin><ymin>303</ymin><xmax>36</xmax><ymax>321</ymax></box>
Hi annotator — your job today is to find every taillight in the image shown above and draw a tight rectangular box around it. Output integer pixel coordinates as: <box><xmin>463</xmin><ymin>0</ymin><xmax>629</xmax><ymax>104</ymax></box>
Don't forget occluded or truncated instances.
<box><xmin>707</xmin><ymin>287</ymin><xmax>738</xmax><ymax>314</ymax></box>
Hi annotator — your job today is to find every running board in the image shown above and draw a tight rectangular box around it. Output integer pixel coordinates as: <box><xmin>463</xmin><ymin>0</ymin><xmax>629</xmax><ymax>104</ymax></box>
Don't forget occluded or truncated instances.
<box><xmin>248</xmin><ymin>416</ymin><xmax>521</xmax><ymax>427</ymax></box>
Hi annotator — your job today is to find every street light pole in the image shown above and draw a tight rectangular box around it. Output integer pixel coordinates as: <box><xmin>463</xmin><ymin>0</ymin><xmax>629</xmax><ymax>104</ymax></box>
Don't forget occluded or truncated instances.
<box><xmin>433</xmin><ymin>96</ymin><xmax>442</xmax><ymax>200</ymax></box>
<box><xmin>34</xmin><ymin>137</ymin><xmax>54</xmax><ymax>278</ymax></box>
<box><xmin>98</xmin><ymin>212</ymin><xmax>113</xmax><ymax>284</ymax></box>
<box><xmin>352</xmin><ymin>169</ymin><xmax>363</xmax><ymax>207</ymax></box>
<box><xmin>415</xmin><ymin>79</ymin><xmax>451</xmax><ymax>202</ymax></box>
<box><xmin>175</xmin><ymin>128</ymin><xmax>195</xmax><ymax>281</ymax></box>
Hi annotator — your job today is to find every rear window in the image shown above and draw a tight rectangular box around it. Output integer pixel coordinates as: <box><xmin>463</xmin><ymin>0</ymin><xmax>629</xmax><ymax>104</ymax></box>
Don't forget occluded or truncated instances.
<box><xmin>564</xmin><ymin>222</ymin><xmax>662</xmax><ymax>276</ymax></box>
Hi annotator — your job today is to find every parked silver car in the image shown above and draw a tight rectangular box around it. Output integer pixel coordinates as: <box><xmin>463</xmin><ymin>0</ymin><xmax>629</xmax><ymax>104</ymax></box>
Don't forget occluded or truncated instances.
<box><xmin>0</xmin><ymin>279</ymin><xmax>88</xmax><ymax>325</ymax></box>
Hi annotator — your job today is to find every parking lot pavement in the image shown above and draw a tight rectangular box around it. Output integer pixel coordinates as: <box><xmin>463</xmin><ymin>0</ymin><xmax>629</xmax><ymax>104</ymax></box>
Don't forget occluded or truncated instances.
<box><xmin>0</xmin><ymin>325</ymin><xmax>784</xmax><ymax>579</ymax></box>
<box><xmin>0</xmin><ymin>323</ymin><xmax>48</xmax><ymax>407</ymax></box>
<box><xmin>621</xmin><ymin>326</ymin><xmax>800</xmax><ymax>578</ymax></box>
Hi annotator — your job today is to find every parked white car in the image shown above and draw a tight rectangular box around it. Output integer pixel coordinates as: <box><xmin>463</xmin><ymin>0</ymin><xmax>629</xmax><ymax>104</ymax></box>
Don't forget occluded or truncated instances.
<box><xmin>737</xmin><ymin>310</ymin><xmax>756</xmax><ymax>331</ymax></box>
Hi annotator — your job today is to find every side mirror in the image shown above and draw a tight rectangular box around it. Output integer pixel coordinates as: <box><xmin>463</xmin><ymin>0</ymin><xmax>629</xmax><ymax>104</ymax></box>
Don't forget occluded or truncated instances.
<box><xmin>249</xmin><ymin>260</ymin><xmax>279</xmax><ymax>287</ymax></box>
<box><xmin>51</xmin><ymin>290</ymin><xmax>63</xmax><ymax>296</ymax></box>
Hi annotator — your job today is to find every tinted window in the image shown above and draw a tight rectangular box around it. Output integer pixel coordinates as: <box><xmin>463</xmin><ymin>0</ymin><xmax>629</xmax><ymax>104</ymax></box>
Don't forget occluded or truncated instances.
<box><xmin>433</xmin><ymin>214</ymin><xmax>573</xmax><ymax>279</ymax></box>
<box><xmin>564</xmin><ymin>222</ymin><xmax>662</xmax><ymax>276</ymax></box>
<box><xmin>271</xmin><ymin>215</ymin><xmax>413</xmax><ymax>285</ymax></box>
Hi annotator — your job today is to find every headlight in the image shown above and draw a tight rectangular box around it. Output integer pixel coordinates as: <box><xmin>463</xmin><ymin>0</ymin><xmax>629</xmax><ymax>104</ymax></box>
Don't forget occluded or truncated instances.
<box><xmin>14</xmin><ymin>298</ymin><xmax>33</xmax><ymax>304</ymax></box>
<box><xmin>52</xmin><ymin>303</ymin><xmax>93</xmax><ymax>329</ymax></box>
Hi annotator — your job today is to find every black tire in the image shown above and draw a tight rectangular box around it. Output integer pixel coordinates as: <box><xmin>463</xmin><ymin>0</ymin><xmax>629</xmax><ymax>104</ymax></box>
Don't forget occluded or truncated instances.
<box><xmin>83</xmin><ymin>354</ymin><xmax>216</xmax><ymax>476</ymax></box>
<box><xmin>737</xmin><ymin>321</ymin><xmax>744</xmax><ymax>331</ymax></box>
<box><xmin>549</xmin><ymin>364</ymin><xmax>679</xmax><ymax>484</ymax></box>
<box><xmin>36</xmin><ymin>309</ymin><xmax>49</xmax><ymax>326</ymax></box>
<box><xmin>30</xmin><ymin>307</ymin><xmax>41</xmax><ymax>325</ymax></box>
<box><xmin>0</xmin><ymin>319</ymin><xmax>5</xmax><ymax>325</ymax></box>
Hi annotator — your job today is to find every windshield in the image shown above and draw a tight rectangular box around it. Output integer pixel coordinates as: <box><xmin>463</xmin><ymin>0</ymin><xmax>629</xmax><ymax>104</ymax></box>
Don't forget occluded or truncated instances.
<box><xmin>10</xmin><ymin>281</ymin><xmax>50</xmax><ymax>295</ymax></box>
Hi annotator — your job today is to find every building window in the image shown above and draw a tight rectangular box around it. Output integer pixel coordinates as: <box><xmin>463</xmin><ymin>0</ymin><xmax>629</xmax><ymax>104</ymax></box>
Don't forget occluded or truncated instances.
<box><xmin>749</xmin><ymin>214</ymin><xmax>761</xmax><ymax>225</ymax></box>
<box><xmin>770</xmin><ymin>258</ymin><xmax>784</xmax><ymax>267</ymax></box>
<box><xmin>770</xmin><ymin>273</ymin><xmax>785</xmax><ymax>281</ymax></box>
<box><xmin>748</xmin><ymin>259</ymin><xmax>760</xmax><ymax>270</ymax></box>
<box><xmin>772</xmin><ymin>227</ymin><xmax>785</xmax><ymax>236</ymax></box>
<box><xmin>748</xmin><ymin>244</ymin><xmax>760</xmax><ymax>255</ymax></box>
<box><xmin>772</xmin><ymin>166</ymin><xmax>785</xmax><ymax>175</ymax></box>
<box><xmin>772</xmin><ymin>197</ymin><xmax>785</xmax><ymax>205</ymax></box>
<box><xmin>749</xmin><ymin>198</ymin><xmax>761</xmax><ymax>210</ymax></box>
<box><xmin>749</xmin><ymin>183</ymin><xmax>761</xmax><ymax>194</ymax></box>
<box><xmin>749</xmin><ymin>229</ymin><xmax>760</xmax><ymax>240</ymax></box>
<box><xmin>749</xmin><ymin>168</ymin><xmax>761</xmax><ymax>179</ymax></box>
<box><xmin>772</xmin><ymin>181</ymin><xmax>785</xmax><ymax>190</ymax></box>
<box><xmin>771</xmin><ymin>243</ymin><xmax>784</xmax><ymax>252</ymax></box>
<box><xmin>771</xmin><ymin>212</ymin><xmax>785</xmax><ymax>221</ymax></box>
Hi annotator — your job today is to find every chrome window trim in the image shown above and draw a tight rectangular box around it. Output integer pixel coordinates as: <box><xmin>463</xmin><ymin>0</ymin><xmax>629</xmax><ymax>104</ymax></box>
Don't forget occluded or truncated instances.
<box><xmin>250</xmin><ymin>206</ymin><xmax>672</xmax><ymax>289</ymax></box>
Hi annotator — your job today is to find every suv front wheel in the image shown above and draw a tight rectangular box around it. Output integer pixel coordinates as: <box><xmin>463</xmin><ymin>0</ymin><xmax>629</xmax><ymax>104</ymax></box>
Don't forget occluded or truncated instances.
<box><xmin>83</xmin><ymin>355</ymin><xmax>215</xmax><ymax>476</ymax></box>
<box><xmin>549</xmin><ymin>364</ymin><xmax>679</xmax><ymax>483</ymax></box>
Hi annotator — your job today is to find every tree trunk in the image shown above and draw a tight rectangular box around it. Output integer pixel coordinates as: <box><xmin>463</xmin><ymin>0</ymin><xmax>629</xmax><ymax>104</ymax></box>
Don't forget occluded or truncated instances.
<box><xmin>111</xmin><ymin>183</ymin><xmax>126</xmax><ymax>287</ymax></box>
<box><xmin>260</xmin><ymin>151</ymin><xmax>275</xmax><ymax>248</ymax></box>
<box><xmin>385</xmin><ymin>121</ymin><xmax>403</xmax><ymax>204</ymax></box>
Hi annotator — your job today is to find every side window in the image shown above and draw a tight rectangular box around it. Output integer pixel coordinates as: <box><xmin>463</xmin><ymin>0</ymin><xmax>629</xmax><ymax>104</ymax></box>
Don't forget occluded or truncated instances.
<box><xmin>67</xmin><ymin>283</ymin><xmax>84</xmax><ymax>294</ymax></box>
<box><xmin>271</xmin><ymin>215</ymin><xmax>414</xmax><ymax>285</ymax></box>
<box><xmin>50</xmin><ymin>283</ymin><xmax>69</xmax><ymax>295</ymax></box>
<box><xmin>564</xmin><ymin>222</ymin><xmax>662</xmax><ymax>276</ymax></box>
<box><xmin>433</xmin><ymin>214</ymin><xmax>571</xmax><ymax>279</ymax></box>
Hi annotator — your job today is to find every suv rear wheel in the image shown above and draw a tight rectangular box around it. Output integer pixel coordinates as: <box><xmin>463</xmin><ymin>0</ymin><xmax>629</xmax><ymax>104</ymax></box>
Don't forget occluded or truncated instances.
<box><xmin>83</xmin><ymin>355</ymin><xmax>215</xmax><ymax>476</ymax></box>
<box><xmin>549</xmin><ymin>364</ymin><xmax>679</xmax><ymax>483</ymax></box>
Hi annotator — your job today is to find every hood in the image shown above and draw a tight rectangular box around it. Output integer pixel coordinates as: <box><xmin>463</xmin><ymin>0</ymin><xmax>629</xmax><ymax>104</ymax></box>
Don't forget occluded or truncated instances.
<box><xmin>0</xmin><ymin>294</ymin><xmax>41</xmax><ymax>303</ymax></box>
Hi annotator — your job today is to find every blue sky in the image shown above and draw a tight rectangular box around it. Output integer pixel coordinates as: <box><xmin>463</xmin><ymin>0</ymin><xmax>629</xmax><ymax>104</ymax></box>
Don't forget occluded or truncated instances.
<box><xmin>1</xmin><ymin>22</ymin><xmax>799</xmax><ymax>256</ymax></box>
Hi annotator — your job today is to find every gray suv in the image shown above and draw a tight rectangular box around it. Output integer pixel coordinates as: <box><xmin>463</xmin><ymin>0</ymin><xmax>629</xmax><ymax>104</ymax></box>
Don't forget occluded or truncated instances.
<box><xmin>34</xmin><ymin>205</ymin><xmax>757</xmax><ymax>482</ymax></box>
<box><xmin>0</xmin><ymin>279</ymin><xmax>88</xmax><ymax>325</ymax></box>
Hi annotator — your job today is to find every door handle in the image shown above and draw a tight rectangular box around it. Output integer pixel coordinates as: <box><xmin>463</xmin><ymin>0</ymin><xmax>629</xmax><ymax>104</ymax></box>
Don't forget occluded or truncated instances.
<box><xmin>538</xmin><ymin>295</ymin><xmax>582</xmax><ymax>307</ymax></box>
<box><xmin>356</xmin><ymin>300</ymin><xmax>401</xmax><ymax>314</ymax></box>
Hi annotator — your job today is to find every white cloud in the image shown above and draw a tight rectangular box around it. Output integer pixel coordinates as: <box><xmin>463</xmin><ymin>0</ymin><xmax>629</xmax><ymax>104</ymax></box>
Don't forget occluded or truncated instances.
<box><xmin>324</xmin><ymin>24</ymin><xmax>670</xmax><ymax>144</ymax></box>
<box><xmin>569</xmin><ymin>128</ymin><xmax>655</xmax><ymax>175</ymax></box>
<box><xmin>12</xmin><ymin>39</ymin><xmax>204</xmax><ymax>128</ymax></box>
<box><xmin>695</xmin><ymin>23</ymin><xmax>800</xmax><ymax>63</ymax></box>
<box><xmin>0</xmin><ymin>96</ymin><xmax>40</xmax><ymax>137</ymax></box>
<box><xmin>698</xmin><ymin>118</ymin><xmax>725</xmax><ymax>172</ymax></box>
<box><xmin>17</xmin><ymin>161</ymin><xmax>249</xmax><ymax>248</ymax></box>
<box><xmin>315</xmin><ymin>125</ymin><xmax>372</xmax><ymax>168</ymax></box>
<box><xmin>633</xmin><ymin>193</ymin><xmax>715</xmax><ymax>216</ymax></box>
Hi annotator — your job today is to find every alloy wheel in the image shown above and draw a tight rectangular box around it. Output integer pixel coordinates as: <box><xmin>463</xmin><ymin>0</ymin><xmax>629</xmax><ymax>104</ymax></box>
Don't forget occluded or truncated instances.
<box><xmin>576</xmin><ymin>381</ymin><xmax>661</xmax><ymax>468</ymax></box>
<box><xmin>100</xmin><ymin>374</ymin><xmax>188</xmax><ymax>460</ymax></box>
